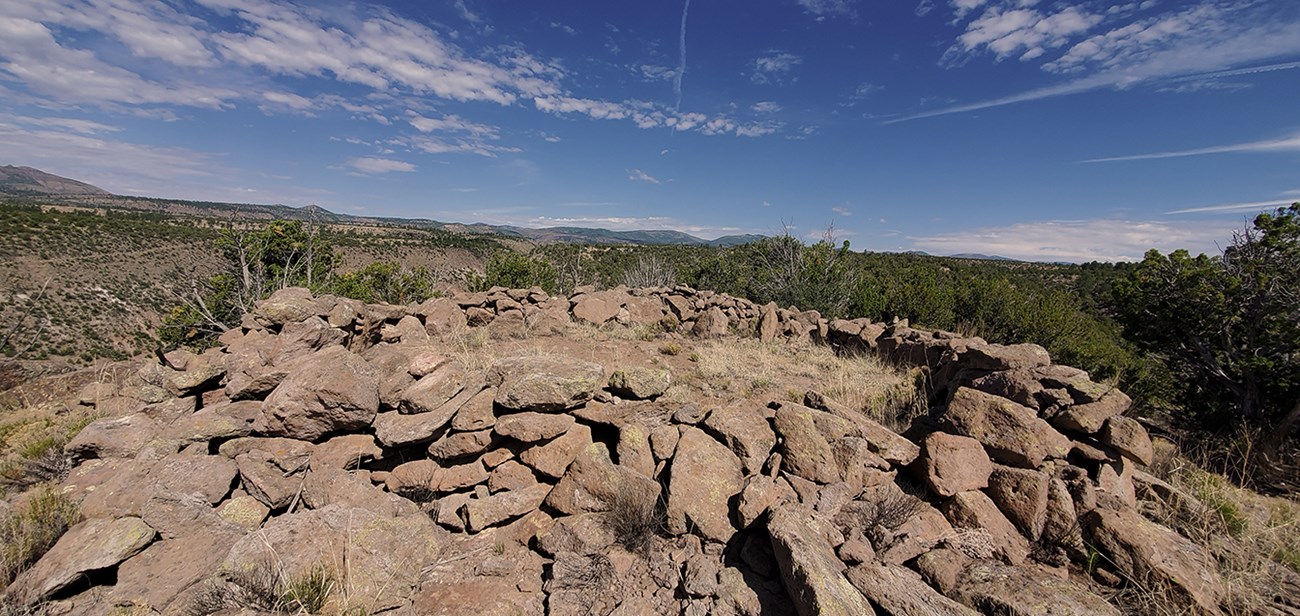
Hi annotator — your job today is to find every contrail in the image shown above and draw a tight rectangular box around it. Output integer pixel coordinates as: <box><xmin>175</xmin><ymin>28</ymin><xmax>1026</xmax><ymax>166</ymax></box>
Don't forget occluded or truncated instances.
<box><xmin>674</xmin><ymin>0</ymin><xmax>691</xmax><ymax>111</ymax></box>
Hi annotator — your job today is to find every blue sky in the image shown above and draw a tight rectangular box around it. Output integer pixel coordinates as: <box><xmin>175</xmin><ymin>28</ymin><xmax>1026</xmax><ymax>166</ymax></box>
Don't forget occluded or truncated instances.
<box><xmin>1</xmin><ymin>0</ymin><xmax>1299</xmax><ymax>261</ymax></box>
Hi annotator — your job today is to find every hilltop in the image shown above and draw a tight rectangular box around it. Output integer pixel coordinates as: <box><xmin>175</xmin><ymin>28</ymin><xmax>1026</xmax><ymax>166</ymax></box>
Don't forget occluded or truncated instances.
<box><xmin>0</xmin><ymin>286</ymin><xmax>1294</xmax><ymax>615</ymax></box>
<box><xmin>0</xmin><ymin>167</ymin><xmax>108</xmax><ymax>197</ymax></box>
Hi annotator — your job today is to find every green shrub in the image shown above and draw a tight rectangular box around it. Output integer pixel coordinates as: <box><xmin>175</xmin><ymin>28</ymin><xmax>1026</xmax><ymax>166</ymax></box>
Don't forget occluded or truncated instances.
<box><xmin>465</xmin><ymin>251</ymin><xmax>558</xmax><ymax>294</ymax></box>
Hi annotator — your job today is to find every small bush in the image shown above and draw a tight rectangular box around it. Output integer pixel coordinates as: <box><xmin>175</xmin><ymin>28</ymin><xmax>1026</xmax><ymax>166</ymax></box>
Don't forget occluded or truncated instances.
<box><xmin>190</xmin><ymin>559</ymin><xmax>337</xmax><ymax>615</ymax></box>
<box><xmin>658</xmin><ymin>342</ymin><xmax>683</xmax><ymax>356</ymax></box>
<box><xmin>857</xmin><ymin>484</ymin><xmax>927</xmax><ymax>536</ymax></box>
<box><xmin>602</xmin><ymin>488</ymin><xmax>663</xmax><ymax>555</ymax></box>
<box><xmin>0</xmin><ymin>487</ymin><xmax>80</xmax><ymax>587</ymax></box>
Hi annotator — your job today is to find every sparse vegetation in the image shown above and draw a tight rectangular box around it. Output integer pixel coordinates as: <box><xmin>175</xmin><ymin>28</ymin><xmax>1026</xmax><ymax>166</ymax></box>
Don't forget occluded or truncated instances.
<box><xmin>190</xmin><ymin>560</ymin><xmax>343</xmax><ymax>615</ymax></box>
<box><xmin>0</xmin><ymin>487</ymin><xmax>80</xmax><ymax>587</ymax></box>
<box><xmin>603</xmin><ymin>488</ymin><xmax>664</xmax><ymax>555</ymax></box>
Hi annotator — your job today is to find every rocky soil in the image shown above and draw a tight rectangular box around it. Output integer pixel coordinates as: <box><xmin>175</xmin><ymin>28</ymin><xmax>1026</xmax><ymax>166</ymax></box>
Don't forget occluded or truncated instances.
<box><xmin>2</xmin><ymin>284</ymin><xmax>1293</xmax><ymax>615</ymax></box>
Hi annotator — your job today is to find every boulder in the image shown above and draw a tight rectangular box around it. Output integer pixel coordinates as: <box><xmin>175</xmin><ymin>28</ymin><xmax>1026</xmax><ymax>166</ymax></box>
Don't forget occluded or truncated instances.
<box><xmin>163</xmin><ymin>400</ymin><xmax>261</xmax><ymax>444</ymax></box>
<box><xmin>1099</xmin><ymin>415</ymin><xmax>1154</xmax><ymax>465</ymax></box>
<box><xmin>311</xmin><ymin>433</ymin><xmax>382</xmax><ymax>469</ymax></box>
<box><xmin>301</xmin><ymin>465</ymin><xmax>417</xmax><ymax>518</ymax></box>
<box><xmin>571</xmin><ymin>291</ymin><xmax>623</xmax><ymax>325</ymax></box>
<box><xmin>519</xmin><ymin>423</ymin><xmax>594</xmax><ymax>479</ymax></box>
<box><xmin>758</xmin><ymin>302</ymin><xmax>780</xmax><ymax>342</ymax></box>
<box><xmin>692</xmin><ymin>306</ymin><xmax>730</xmax><ymax>338</ymax></box>
<box><xmin>108</xmin><ymin>522</ymin><xmax>244</xmax><ymax>613</ymax></box>
<box><xmin>8</xmin><ymin>517</ymin><xmax>156</xmax><ymax>603</ymax></box>
<box><xmin>804</xmin><ymin>390</ymin><xmax>920</xmax><ymax>465</ymax></box>
<box><xmin>773</xmin><ymin>404</ymin><xmax>840</xmax><ymax>484</ymax></box>
<box><xmin>491</xmin><ymin>356</ymin><xmax>604</xmax><ymax>412</ymax></box>
<box><xmin>961</xmin><ymin>343</ymin><xmax>1051</xmax><ymax>371</ymax></box>
<box><xmin>986</xmin><ymin>465</ymin><xmax>1050</xmax><ymax>540</ymax></box>
<box><xmin>450</xmin><ymin>388</ymin><xmax>498</xmax><ymax>432</ymax></box>
<box><xmin>943</xmin><ymin>490</ymin><xmax>1031</xmax><ymax>565</ymax></box>
<box><xmin>488</xmin><ymin>460</ymin><xmax>537</xmax><ymax>493</ymax></box>
<box><xmin>400</xmin><ymin>363</ymin><xmax>468</xmax><ymax>414</ymax></box>
<box><xmin>766</xmin><ymin>504</ymin><xmax>875</xmax><ymax>616</ymax></box>
<box><xmin>666</xmin><ymin>427</ymin><xmax>745</xmax><ymax>542</ymax></box>
<box><xmin>616</xmin><ymin>422</ymin><xmax>656</xmax><ymax>478</ymax></box>
<box><xmin>221</xmin><ymin>505</ymin><xmax>446</xmax><ymax>613</ymax></box>
<box><xmin>1051</xmin><ymin>389</ymin><xmax>1132</xmax><ymax>435</ymax></box>
<box><xmin>373</xmin><ymin>409</ymin><xmax>453</xmax><ymax>447</ymax></box>
<box><xmin>952</xmin><ymin>562</ymin><xmax>1121</xmax><ymax>616</ymax></box>
<box><xmin>253</xmin><ymin>287</ymin><xmax>319</xmax><ymax>325</ymax></box>
<box><xmin>494</xmin><ymin>412</ymin><xmax>575</xmax><ymax>442</ymax></box>
<box><xmin>270</xmin><ymin>316</ymin><xmax>346</xmax><ymax>365</ymax></box>
<box><xmin>65</xmin><ymin>413</ymin><xmax>161</xmax><ymax>461</ymax></box>
<box><xmin>1084</xmin><ymin>507</ymin><xmax>1229</xmax><ymax>614</ymax></box>
<box><xmin>921</xmin><ymin>432</ymin><xmax>993</xmax><ymax>497</ymax></box>
<box><xmin>145</xmin><ymin>453</ymin><xmax>238</xmax><ymax>505</ymax></box>
<box><xmin>427</xmin><ymin>430</ymin><xmax>495</xmax><ymax>461</ymax></box>
<box><xmin>703</xmin><ymin>403</ymin><xmax>778</xmax><ymax>474</ymax></box>
<box><xmin>258</xmin><ymin>346</ymin><xmax>379</xmax><ymax>442</ymax></box>
<box><xmin>217</xmin><ymin>494</ymin><xmax>270</xmax><ymax>531</ymax></box>
<box><xmin>235</xmin><ymin>453</ymin><xmax>302</xmax><ymax>509</ymax></box>
<box><xmin>418</xmin><ymin>297</ymin><xmax>467</xmax><ymax>335</ymax></box>
<box><xmin>736</xmin><ymin>475</ymin><xmax>798</xmax><ymax>528</ymax></box>
<box><xmin>943</xmin><ymin>387</ymin><xmax>1070</xmax><ymax>468</ymax></box>
<box><xmin>846</xmin><ymin>562</ymin><xmax>978</xmax><ymax>616</ymax></box>
<box><xmin>463</xmin><ymin>482</ymin><xmax>552</xmax><ymax>532</ymax></box>
<box><xmin>607</xmin><ymin>367</ymin><xmax>672</xmax><ymax>400</ymax></box>
<box><xmin>545</xmin><ymin>442</ymin><xmax>661</xmax><ymax>516</ymax></box>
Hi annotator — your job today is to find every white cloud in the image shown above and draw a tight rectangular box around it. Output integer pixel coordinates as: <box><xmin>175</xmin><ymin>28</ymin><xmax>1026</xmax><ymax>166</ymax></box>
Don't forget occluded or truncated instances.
<box><xmin>909</xmin><ymin>218</ymin><xmax>1241</xmax><ymax>262</ymax></box>
<box><xmin>947</xmin><ymin>5</ymin><xmax>1101</xmax><ymax>64</ymax></box>
<box><xmin>0</xmin><ymin>15</ymin><xmax>237</xmax><ymax>108</ymax></box>
<box><xmin>1085</xmin><ymin>131</ymin><xmax>1300</xmax><ymax>162</ymax></box>
<box><xmin>951</xmin><ymin>0</ymin><xmax>988</xmax><ymax>21</ymax></box>
<box><xmin>796</xmin><ymin>0</ymin><xmax>856</xmax><ymax>20</ymax></box>
<box><xmin>1162</xmin><ymin>199</ymin><xmax>1296</xmax><ymax>215</ymax></box>
<box><xmin>832</xmin><ymin>206</ymin><xmax>853</xmax><ymax>216</ymax></box>
<box><xmin>627</xmin><ymin>169</ymin><xmax>661</xmax><ymax>184</ymax></box>
<box><xmin>752</xmin><ymin>52</ymin><xmax>803</xmax><ymax>85</ymax></box>
<box><xmin>638</xmin><ymin>65</ymin><xmax>677</xmax><ymax>81</ymax></box>
<box><xmin>902</xmin><ymin>2</ymin><xmax>1300</xmax><ymax>122</ymax></box>
<box><xmin>348</xmin><ymin>156</ymin><xmax>416</xmax><ymax>174</ymax></box>
<box><xmin>0</xmin><ymin>113</ymin><xmax>120</xmax><ymax>134</ymax></box>
<box><xmin>0</xmin><ymin>120</ymin><xmax>223</xmax><ymax>197</ymax></box>
<box><xmin>550</xmin><ymin>21</ymin><xmax>576</xmax><ymax>35</ymax></box>
<box><xmin>407</xmin><ymin>112</ymin><xmax>500</xmax><ymax>139</ymax></box>
<box><xmin>752</xmin><ymin>101</ymin><xmax>783</xmax><ymax>114</ymax></box>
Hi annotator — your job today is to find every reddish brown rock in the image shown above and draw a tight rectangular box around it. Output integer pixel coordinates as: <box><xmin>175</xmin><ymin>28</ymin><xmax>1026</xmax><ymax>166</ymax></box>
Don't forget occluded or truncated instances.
<box><xmin>921</xmin><ymin>432</ymin><xmax>993</xmax><ymax>498</ymax></box>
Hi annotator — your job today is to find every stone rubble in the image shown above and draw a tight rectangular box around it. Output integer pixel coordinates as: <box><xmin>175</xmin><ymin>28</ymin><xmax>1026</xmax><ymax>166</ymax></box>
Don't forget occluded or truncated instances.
<box><xmin>1</xmin><ymin>285</ymin><xmax>1234</xmax><ymax>615</ymax></box>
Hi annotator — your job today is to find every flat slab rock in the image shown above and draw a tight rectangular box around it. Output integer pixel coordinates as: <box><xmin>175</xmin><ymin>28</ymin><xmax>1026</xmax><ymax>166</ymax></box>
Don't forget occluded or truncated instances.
<box><xmin>767</xmin><ymin>504</ymin><xmax>875</xmax><ymax>616</ymax></box>
<box><xmin>952</xmin><ymin>562</ymin><xmax>1120</xmax><ymax>616</ymax></box>
<box><xmin>9</xmin><ymin>517</ymin><xmax>157</xmax><ymax>603</ymax></box>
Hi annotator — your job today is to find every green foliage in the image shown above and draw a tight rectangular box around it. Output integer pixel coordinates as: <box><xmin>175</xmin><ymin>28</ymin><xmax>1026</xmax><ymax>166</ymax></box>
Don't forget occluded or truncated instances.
<box><xmin>326</xmin><ymin>261</ymin><xmax>436</xmax><ymax>305</ymax></box>
<box><xmin>465</xmin><ymin>251</ymin><xmax>558</xmax><ymax>294</ymax></box>
<box><xmin>1112</xmin><ymin>204</ymin><xmax>1300</xmax><ymax>443</ymax></box>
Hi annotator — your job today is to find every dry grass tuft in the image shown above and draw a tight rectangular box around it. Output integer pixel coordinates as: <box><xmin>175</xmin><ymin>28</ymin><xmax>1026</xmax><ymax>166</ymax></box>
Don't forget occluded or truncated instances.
<box><xmin>687</xmin><ymin>338</ymin><xmax>916</xmax><ymax>421</ymax></box>
<box><xmin>602</xmin><ymin>488</ymin><xmax>664</xmax><ymax>556</ymax></box>
<box><xmin>0</xmin><ymin>486</ymin><xmax>80</xmax><ymax>588</ymax></box>
<box><xmin>1133</xmin><ymin>450</ymin><xmax>1300</xmax><ymax>615</ymax></box>
<box><xmin>189</xmin><ymin>559</ymin><xmax>348</xmax><ymax>616</ymax></box>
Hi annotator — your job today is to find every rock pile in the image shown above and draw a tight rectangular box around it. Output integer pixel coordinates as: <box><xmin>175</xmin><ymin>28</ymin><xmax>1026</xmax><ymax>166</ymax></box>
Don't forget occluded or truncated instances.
<box><xmin>2</xmin><ymin>286</ymin><xmax>1234</xmax><ymax>615</ymax></box>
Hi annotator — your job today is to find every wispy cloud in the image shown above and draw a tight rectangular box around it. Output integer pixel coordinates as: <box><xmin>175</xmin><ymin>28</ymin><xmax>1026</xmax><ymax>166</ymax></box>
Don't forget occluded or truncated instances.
<box><xmin>627</xmin><ymin>169</ymin><xmax>661</xmax><ymax>184</ymax></box>
<box><xmin>348</xmin><ymin>157</ymin><xmax>416</xmax><ymax>174</ymax></box>
<box><xmin>910</xmin><ymin>218</ymin><xmax>1241</xmax><ymax>262</ymax></box>
<box><xmin>796</xmin><ymin>0</ymin><xmax>856</xmax><ymax>21</ymax></box>
<box><xmin>752</xmin><ymin>101</ymin><xmax>783</xmax><ymax>114</ymax></box>
<box><xmin>832</xmin><ymin>206</ymin><xmax>853</xmax><ymax>216</ymax></box>
<box><xmin>896</xmin><ymin>2</ymin><xmax>1300</xmax><ymax>122</ymax></box>
<box><xmin>675</xmin><ymin>0</ymin><xmax>692</xmax><ymax>110</ymax></box>
<box><xmin>752</xmin><ymin>52</ymin><xmax>803</xmax><ymax>85</ymax></box>
<box><xmin>1085</xmin><ymin>131</ymin><xmax>1300</xmax><ymax>162</ymax></box>
<box><xmin>1163</xmin><ymin>199</ymin><xmax>1296</xmax><ymax>215</ymax></box>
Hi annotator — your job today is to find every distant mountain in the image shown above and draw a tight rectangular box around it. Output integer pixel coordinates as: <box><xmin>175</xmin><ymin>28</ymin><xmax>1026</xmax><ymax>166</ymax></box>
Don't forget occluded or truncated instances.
<box><xmin>710</xmin><ymin>234</ymin><xmax>766</xmax><ymax>247</ymax></box>
<box><xmin>0</xmin><ymin>165</ymin><xmax>109</xmax><ymax>196</ymax></box>
<box><xmin>0</xmin><ymin>165</ymin><xmax>769</xmax><ymax>247</ymax></box>
<box><xmin>949</xmin><ymin>253</ymin><xmax>1018</xmax><ymax>261</ymax></box>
